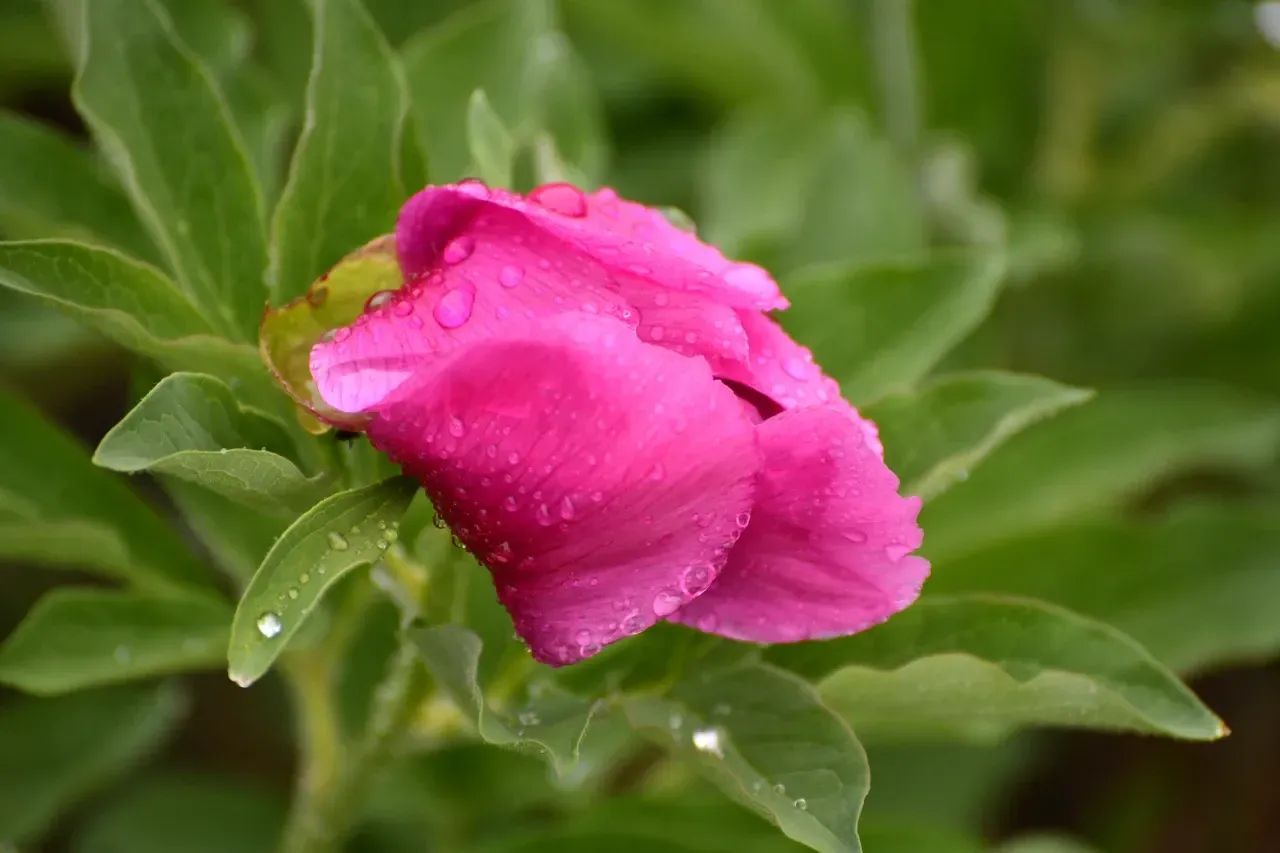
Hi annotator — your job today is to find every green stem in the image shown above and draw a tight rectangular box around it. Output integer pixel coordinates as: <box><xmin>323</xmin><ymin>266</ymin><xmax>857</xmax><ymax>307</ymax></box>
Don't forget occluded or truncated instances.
<box><xmin>871</xmin><ymin>0</ymin><xmax>923</xmax><ymax>175</ymax></box>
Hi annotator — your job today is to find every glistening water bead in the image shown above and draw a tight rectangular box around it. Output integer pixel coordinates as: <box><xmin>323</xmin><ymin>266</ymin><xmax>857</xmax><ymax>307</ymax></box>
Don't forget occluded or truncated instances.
<box><xmin>256</xmin><ymin>612</ymin><xmax>283</xmax><ymax>638</ymax></box>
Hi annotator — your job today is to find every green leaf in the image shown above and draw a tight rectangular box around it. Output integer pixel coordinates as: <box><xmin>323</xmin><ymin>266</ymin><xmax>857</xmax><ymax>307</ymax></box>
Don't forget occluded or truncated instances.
<box><xmin>73</xmin><ymin>0</ymin><xmax>269</xmax><ymax>339</ymax></box>
<box><xmin>996</xmin><ymin>837</ymin><xmax>1100</xmax><ymax>853</ymax></box>
<box><xmin>74</xmin><ymin>771</ymin><xmax>286</xmax><ymax>853</ymax></box>
<box><xmin>865</xmin><ymin>371</ymin><xmax>1094</xmax><ymax>501</ymax></box>
<box><xmin>0</xmin><ymin>387</ymin><xmax>208</xmax><ymax>592</ymax></box>
<box><xmin>0</xmin><ymin>589</ymin><xmax>230</xmax><ymax>695</ymax></box>
<box><xmin>781</xmin><ymin>251</ymin><xmax>1006</xmax><ymax>406</ymax></box>
<box><xmin>920</xmin><ymin>385</ymin><xmax>1280</xmax><ymax>562</ymax></box>
<box><xmin>624</xmin><ymin>663</ymin><xmax>869</xmax><ymax>853</ymax></box>
<box><xmin>0</xmin><ymin>516</ymin><xmax>134</xmax><ymax>580</ymax></box>
<box><xmin>409</xmin><ymin>623</ymin><xmax>597</xmax><ymax>775</ymax></box>
<box><xmin>165</xmin><ymin>481</ymin><xmax>291</xmax><ymax>590</ymax></box>
<box><xmin>0</xmin><ymin>683</ymin><xmax>184</xmax><ymax>842</ymax></box>
<box><xmin>468</xmin><ymin>88</ymin><xmax>516</xmax><ymax>187</ymax></box>
<box><xmin>0</xmin><ymin>111</ymin><xmax>154</xmax><ymax>258</ymax></box>
<box><xmin>768</xmin><ymin>595</ymin><xmax>1226</xmax><ymax>743</ymax></box>
<box><xmin>930</xmin><ymin>503</ymin><xmax>1280</xmax><ymax>675</ymax></box>
<box><xmin>268</xmin><ymin>0</ymin><xmax>408</xmax><ymax>302</ymax></box>
<box><xmin>93</xmin><ymin>373</ymin><xmax>325</xmax><ymax>513</ymax></box>
<box><xmin>401</xmin><ymin>0</ymin><xmax>555</xmax><ymax>183</ymax></box>
<box><xmin>227</xmin><ymin>476</ymin><xmax>419</xmax><ymax>686</ymax></box>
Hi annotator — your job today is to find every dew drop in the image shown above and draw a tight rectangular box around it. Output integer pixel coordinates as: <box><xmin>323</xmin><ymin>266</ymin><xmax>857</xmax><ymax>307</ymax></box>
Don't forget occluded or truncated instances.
<box><xmin>574</xmin><ymin>628</ymin><xmax>594</xmax><ymax>646</ymax></box>
<box><xmin>652</xmin><ymin>591</ymin><xmax>682</xmax><ymax>617</ymax></box>
<box><xmin>456</xmin><ymin>178</ymin><xmax>490</xmax><ymax>199</ymax></box>
<box><xmin>364</xmin><ymin>290</ymin><xmax>395</xmax><ymax>312</ymax></box>
<box><xmin>735</xmin><ymin>511</ymin><xmax>752</xmax><ymax>528</ymax></box>
<box><xmin>392</xmin><ymin>301</ymin><xmax>414</xmax><ymax>318</ymax></box>
<box><xmin>517</xmin><ymin>710</ymin><xmax>541</xmax><ymax>726</ymax></box>
<box><xmin>535</xmin><ymin>503</ymin><xmax>553</xmax><ymax>526</ymax></box>
<box><xmin>722</xmin><ymin>262</ymin><xmax>774</xmax><ymax>296</ymax></box>
<box><xmin>844</xmin><ymin>529</ymin><xmax>868</xmax><ymax>544</ymax></box>
<box><xmin>696</xmin><ymin>613</ymin><xmax>719</xmax><ymax>632</ymax></box>
<box><xmin>680</xmin><ymin>564</ymin><xmax>712</xmax><ymax>596</ymax></box>
<box><xmin>772</xmin><ymin>783</ymin><xmax>786</xmax><ymax>796</ymax></box>
<box><xmin>287</xmin><ymin>588</ymin><xmax>300</xmax><ymax>600</ymax></box>
<box><xmin>256</xmin><ymin>612</ymin><xmax>283</xmax><ymax>638</ymax></box>
<box><xmin>692</xmin><ymin>727</ymin><xmax>724</xmax><ymax>757</ymax></box>
<box><xmin>327</xmin><ymin>531</ymin><xmax>349</xmax><ymax>551</ymax></box>
<box><xmin>503</xmin><ymin>495</ymin><xmax>519</xmax><ymax>512</ymax></box>
<box><xmin>499</xmin><ymin>265</ymin><xmax>524</xmax><ymax>288</ymax></box>
<box><xmin>782</xmin><ymin>357</ymin><xmax>812</xmax><ymax>380</ymax></box>
<box><xmin>434</xmin><ymin>287</ymin><xmax>475</xmax><ymax>328</ymax></box>
<box><xmin>442</xmin><ymin>235</ymin><xmax>475</xmax><ymax>264</ymax></box>
<box><xmin>885</xmin><ymin>544</ymin><xmax>911</xmax><ymax>562</ymax></box>
<box><xmin>333</xmin><ymin>326</ymin><xmax>351</xmax><ymax>343</ymax></box>
<box><xmin>621</xmin><ymin>610</ymin><xmax>646</xmax><ymax>634</ymax></box>
<box><xmin>650</xmin><ymin>325</ymin><xmax>666</xmax><ymax>341</ymax></box>
<box><xmin>529</xmin><ymin>182</ymin><xmax>588</xmax><ymax>217</ymax></box>
<box><xmin>383</xmin><ymin>528</ymin><xmax>398</xmax><ymax>544</ymax></box>
<box><xmin>448</xmin><ymin>416</ymin><xmax>466</xmax><ymax>438</ymax></box>
<box><xmin>319</xmin><ymin>329</ymin><xmax>337</xmax><ymax>343</ymax></box>
<box><xmin>558</xmin><ymin>496</ymin><xmax>576</xmax><ymax>520</ymax></box>
<box><xmin>793</xmin><ymin>798</ymin><xmax>808</xmax><ymax>811</ymax></box>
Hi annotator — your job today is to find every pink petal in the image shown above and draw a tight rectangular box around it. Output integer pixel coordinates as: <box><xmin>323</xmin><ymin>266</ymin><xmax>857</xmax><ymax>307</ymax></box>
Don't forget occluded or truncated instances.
<box><xmin>363</xmin><ymin>314</ymin><xmax>760</xmax><ymax>665</ymax></box>
<box><xmin>669</xmin><ymin>403</ymin><xmax>928</xmax><ymax>643</ymax></box>
<box><xmin>310</xmin><ymin>185</ymin><xmax>637</xmax><ymax>414</ymax></box>
<box><xmin>616</xmin><ymin>276</ymin><xmax>750</xmax><ymax>375</ymax></box>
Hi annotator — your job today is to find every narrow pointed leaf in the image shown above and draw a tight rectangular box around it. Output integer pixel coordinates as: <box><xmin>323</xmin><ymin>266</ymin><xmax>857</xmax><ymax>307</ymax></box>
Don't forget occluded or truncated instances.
<box><xmin>768</xmin><ymin>595</ymin><xmax>1226</xmax><ymax>742</ymax></box>
<box><xmin>866</xmin><ymin>371</ymin><xmax>1094</xmax><ymax>501</ymax></box>
<box><xmin>269</xmin><ymin>0</ymin><xmax>408</xmax><ymax>302</ymax></box>
<box><xmin>0</xmin><ymin>517</ymin><xmax>134</xmax><ymax>582</ymax></box>
<box><xmin>467</xmin><ymin>88</ymin><xmax>515</xmax><ymax>187</ymax></box>
<box><xmin>0</xmin><ymin>589</ymin><xmax>230</xmax><ymax>695</ymax></box>
<box><xmin>228</xmin><ymin>476</ymin><xmax>419</xmax><ymax>686</ymax></box>
<box><xmin>74</xmin><ymin>0</ymin><xmax>269</xmax><ymax>339</ymax></box>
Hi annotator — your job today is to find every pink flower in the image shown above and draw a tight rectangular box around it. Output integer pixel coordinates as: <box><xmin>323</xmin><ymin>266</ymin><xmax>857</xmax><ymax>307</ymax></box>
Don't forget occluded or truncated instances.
<box><xmin>309</xmin><ymin>181</ymin><xmax>928</xmax><ymax>665</ymax></box>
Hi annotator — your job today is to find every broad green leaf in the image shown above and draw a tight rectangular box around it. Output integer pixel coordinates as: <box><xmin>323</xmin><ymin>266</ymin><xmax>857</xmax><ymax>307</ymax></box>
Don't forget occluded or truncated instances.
<box><xmin>409</xmin><ymin>623</ymin><xmax>597</xmax><ymax>775</ymax></box>
<box><xmin>920</xmin><ymin>385</ymin><xmax>1280</xmax><ymax>562</ymax></box>
<box><xmin>0</xmin><ymin>111</ymin><xmax>153</xmax><ymax>258</ymax></box>
<box><xmin>74</xmin><ymin>0</ymin><xmax>269</xmax><ymax>339</ymax></box>
<box><xmin>468</xmin><ymin>89</ymin><xmax>516</xmax><ymax>187</ymax></box>
<box><xmin>259</xmin><ymin>234</ymin><xmax>401</xmax><ymax>432</ymax></box>
<box><xmin>930</xmin><ymin>503</ymin><xmax>1280</xmax><ymax>675</ymax></box>
<box><xmin>268</xmin><ymin>0</ymin><xmax>408</xmax><ymax>302</ymax></box>
<box><xmin>0</xmin><ymin>517</ymin><xmax>135</xmax><ymax>581</ymax></box>
<box><xmin>228</xmin><ymin>476</ymin><xmax>419</xmax><ymax>686</ymax></box>
<box><xmin>0</xmin><ymin>241</ymin><xmax>263</xmax><ymax>381</ymax></box>
<box><xmin>0</xmin><ymin>683</ymin><xmax>184</xmax><ymax>842</ymax></box>
<box><xmin>93</xmin><ymin>373</ymin><xmax>325</xmax><ymax>513</ymax></box>
<box><xmin>780</xmin><ymin>110</ymin><xmax>926</xmax><ymax>272</ymax></box>
<box><xmin>768</xmin><ymin>595</ymin><xmax>1226</xmax><ymax>743</ymax></box>
<box><xmin>401</xmin><ymin>0</ymin><xmax>555</xmax><ymax>183</ymax></box>
<box><xmin>624</xmin><ymin>663</ymin><xmax>869</xmax><ymax>853</ymax></box>
<box><xmin>74</xmin><ymin>771</ymin><xmax>286</xmax><ymax>853</ymax></box>
<box><xmin>0</xmin><ymin>387</ymin><xmax>208</xmax><ymax>592</ymax></box>
<box><xmin>866</xmin><ymin>371</ymin><xmax>1094</xmax><ymax>501</ymax></box>
<box><xmin>0</xmin><ymin>589</ymin><xmax>230</xmax><ymax>695</ymax></box>
<box><xmin>781</xmin><ymin>251</ymin><xmax>1006</xmax><ymax>406</ymax></box>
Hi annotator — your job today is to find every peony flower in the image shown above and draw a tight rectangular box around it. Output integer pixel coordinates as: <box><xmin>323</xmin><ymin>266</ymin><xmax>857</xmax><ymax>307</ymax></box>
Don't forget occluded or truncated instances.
<box><xmin>307</xmin><ymin>181</ymin><xmax>928</xmax><ymax>665</ymax></box>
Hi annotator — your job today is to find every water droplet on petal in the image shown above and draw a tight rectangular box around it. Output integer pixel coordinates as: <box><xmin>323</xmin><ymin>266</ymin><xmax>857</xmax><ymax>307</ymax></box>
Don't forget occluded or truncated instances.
<box><xmin>680</xmin><ymin>564</ymin><xmax>712</xmax><ymax>596</ymax></box>
<box><xmin>652</xmin><ymin>591</ymin><xmax>682</xmax><ymax>616</ymax></box>
<box><xmin>434</xmin><ymin>287</ymin><xmax>475</xmax><ymax>328</ymax></box>
<box><xmin>844</xmin><ymin>529</ymin><xmax>868</xmax><ymax>544</ymax></box>
<box><xmin>722</xmin><ymin>262</ymin><xmax>774</xmax><ymax>296</ymax></box>
<box><xmin>448</xmin><ymin>417</ymin><xmax>466</xmax><ymax>438</ymax></box>
<box><xmin>574</xmin><ymin>628</ymin><xmax>594</xmax><ymax>646</ymax></box>
<box><xmin>650</xmin><ymin>325</ymin><xmax>665</xmax><ymax>341</ymax></box>
<box><xmin>257</xmin><ymin>612</ymin><xmax>283</xmax><ymax>638</ymax></box>
<box><xmin>529</xmin><ymin>182</ymin><xmax>588</xmax><ymax>217</ymax></box>
<box><xmin>559</xmin><ymin>496</ymin><xmax>576</xmax><ymax>520</ymax></box>
<box><xmin>499</xmin><ymin>265</ymin><xmax>524</xmax><ymax>288</ymax></box>
<box><xmin>456</xmin><ymin>178</ymin><xmax>490</xmax><ymax>199</ymax></box>
<box><xmin>442</xmin><ymin>235</ymin><xmax>475</xmax><ymax>264</ymax></box>
<box><xmin>735</xmin><ymin>511</ymin><xmax>752</xmax><ymax>528</ymax></box>
<box><xmin>535</xmin><ymin>503</ymin><xmax>553</xmax><ymax>526</ymax></box>
<box><xmin>696</xmin><ymin>613</ymin><xmax>719</xmax><ymax>632</ymax></box>
<box><xmin>319</xmin><ymin>329</ymin><xmax>337</xmax><ymax>343</ymax></box>
<box><xmin>392</xmin><ymin>301</ymin><xmax>414</xmax><ymax>318</ymax></box>
<box><xmin>885</xmin><ymin>544</ymin><xmax>911</xmax><ymax>562</ymax></box>
<box><xmin>365</xmin><ymin>290</ymin><xmax>395</xmax><ymax>312</ymax></box>
<box><xmin>782</xmin><ymin>357</ymin><xmax>813</xmax><ymax>380</ymax></box>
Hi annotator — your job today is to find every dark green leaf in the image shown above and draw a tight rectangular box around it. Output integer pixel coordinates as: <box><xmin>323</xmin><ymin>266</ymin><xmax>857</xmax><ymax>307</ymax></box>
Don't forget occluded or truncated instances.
<box><xmin>0</xmin><ymin>684</ymin><xmax>184</xmax><ymax>842</ymax></box>
<box><xmin>93</xmin><ymin>373</ymin><xmax>325</xmax><ymax>512</ymax></box>
<box><xmin>0</xmin><ymin>387</ymin><xmax>208</xmax><ymax>592</ymax></box>
<box><xmin>73</xmin><ymin>0</ymin><xmax>269</xmax><ymax>339</ymax></box>
<box><xmin>74</xmin><ymin>771</ymin><xmax>285</xmax><ymax>853</ymax></box>
<box><xmin>625</xmin><ymin>663</ymin><xmax>869</xmax><ymax>853</ymax></box>
<box><xmin>268</xmin><ymin>0</ymin><xmax>408</xmax><ymax>302</ymax></box>
<box><xmin>996</xmin><ymin>837</ymin><xmax>1100</xmax><ymax>853</ymax></box>
<box><xmin>866</xmin><ymin>371</ymin><xmax>1093</xmax><ymax>501</ymax></box>
<box><xmin>409</xmin><ymin>623</ymin><xmax>597</xmax><ymax>775</ymax></box>
<box><xmin>0</xmin><ymin>111</ymin><xmax>154</xmax><ymax>258</ymax></box>
<box><xmin>165</xmin><ymin>481</ymin><xmax>290</xmax><ymax>590</ymax></box>
<box><xmin>782</xmin><ymin>251</ymin><xmax>1006</xmax><ymax>406</ymax></box>
<box><xmin>920</xmin><ymin>385</ymin><xmax>1280</xmax><ymax>562</ymax></box>
<box><xmin>228</xmin><ymin>476</ymin><xmax>419</xmax><ymax>686</ymax></box>
<box><xmin>768</xmin><ymin>595</ymin><xmax>1226</xmax><ymax>742</ymax></box>
<box><xmin>0</xmin><ymin>517</ymin><xmax>134</xmax><ymax>581</ymax></box>
<box><xmin>0</xmin><ymin>588</ymin><xmax>230</xmax><ymax>695</ymax></box>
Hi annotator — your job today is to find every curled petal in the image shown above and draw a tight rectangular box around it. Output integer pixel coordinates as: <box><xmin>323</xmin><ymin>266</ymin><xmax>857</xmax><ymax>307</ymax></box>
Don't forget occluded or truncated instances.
<box><xmin>669</xmin><ymin>403</ymin><xmax>928</xmax><ymax>643</ymax></box>
<box><xmin>364</xmin><ymin>314</ymin><xmax>761</xmax><ymax>665</ymax></box>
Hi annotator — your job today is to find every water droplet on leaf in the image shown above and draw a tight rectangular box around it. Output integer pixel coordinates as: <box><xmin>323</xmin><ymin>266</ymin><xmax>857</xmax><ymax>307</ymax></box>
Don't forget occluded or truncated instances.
<box><xmin>257</xmin><ymin>612</ymin><xmax>283</xmax><ymax>638</ymax></box>
<box><xmin>327</xmin><ymin>532</ymin><xmax>349</xmax><ymax>551</ymax></box>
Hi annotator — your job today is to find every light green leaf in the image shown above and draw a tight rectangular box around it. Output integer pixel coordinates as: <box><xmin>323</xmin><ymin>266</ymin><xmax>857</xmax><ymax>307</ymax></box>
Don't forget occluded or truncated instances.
<box><xmin>0</xmin><ymin>387</ymin><xmax>208</xmax><ymax>592</ymax></box>
<box><xmin>467</xmin><ymin>89</ymin><xmax>516</xmax><ymax>187</ymax></box>
<box><xmin>0</xmin><ymin>517</ymin><xmax>135</xmax><ymax>581</ymax></box>
<box><xmin>866</xmin><ymin>371</ymin><xmax>1094</xmax><ymax>501</ymax></box>
<box><xmin>93</xmin><ymin>373</ymin><xmax>325</xmax><ymax>513</ymax></box>
<box><xmin>930</xmin><ymin>503</ymin><xmax>1280</xmax><ymax>675</ymax></box>
<box><xmin>781</xmin><ymin>251</ymin><xmax>1006</xmax><ymax>406</ymax></box>
<box><xmin>74</xmin><ymin>771</ymin><xmax>286</xmax><ymax>853</ymax></box>
<box><xmin>768</xmin><ymin>595</ymin><xmax>1226</xmax><ymax>743</ymax></box>
<box><xmin>625</xmin><ymin>663</ymin><xmax>869</xmax><ymax>853</ymax></box>
<box><xmin>0</xmin><ymin>111</ymin><xmax>154</xmax><ymax>258</ymax></box>
<box><xmin>401</xmin><ymin>0</ymin><xmax>554</xmax><ymax>183</ymax></box>
<box><xmin>0</xmin><ymin>683</ymin><xmax>184</xmax><ymax>842</ymax></box>
<box><xmin>165</xmin><ymin>481</ymin><xmax>291</xmax><ymax>590</ymax></box>
<box><xmin>268</xmin><ymin>0</ymin><xmax>408</xmax><ymax>302</ymax></box>
<box><xmin>228</xmin><ymin>476</ymin><xmax>419</xmax><ymax>686</ymax></box>
<box><xmin>0</xmin><ymin>589</ymin><xmax>230</xmax><ymax>695</ymax></box>
<box><xmin>73</xmin><ymin>0</ymin><xmax>269</xmax><ymax>339</ymax></box>
<box><xmin>409</xmin><ymin>623</ymin><xmax>596</xmax><ymax>775</ymax></box>
<box><xmin>920</xmin><ymin>385</ymin><xmax>1280</xmax><ymax>562</ymax></box>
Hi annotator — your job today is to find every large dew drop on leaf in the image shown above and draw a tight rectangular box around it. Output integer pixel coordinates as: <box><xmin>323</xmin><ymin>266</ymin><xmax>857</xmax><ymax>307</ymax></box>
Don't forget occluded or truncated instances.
<box><xmin>258</xmin><ymin>235</ymin><xmax>402</xmax><ymax>433</ymax></box>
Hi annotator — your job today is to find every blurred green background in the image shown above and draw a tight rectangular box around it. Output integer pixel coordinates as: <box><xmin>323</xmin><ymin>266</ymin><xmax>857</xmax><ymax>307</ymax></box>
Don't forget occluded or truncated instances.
<box><xmin>2</xmin><ymin>0</ymin><xmax>1279</xmax><ymax>851</ymax></box>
